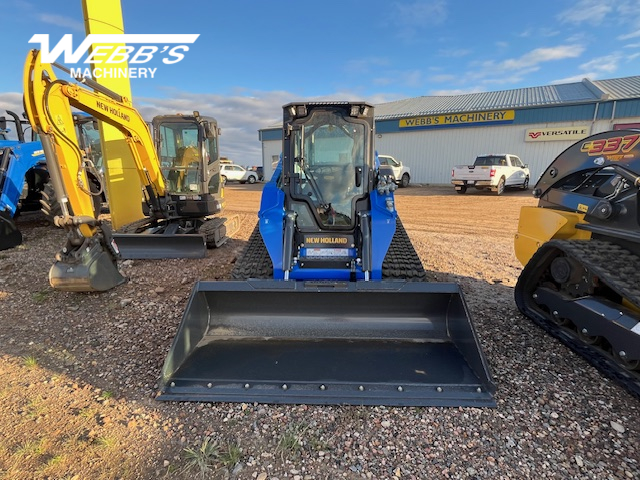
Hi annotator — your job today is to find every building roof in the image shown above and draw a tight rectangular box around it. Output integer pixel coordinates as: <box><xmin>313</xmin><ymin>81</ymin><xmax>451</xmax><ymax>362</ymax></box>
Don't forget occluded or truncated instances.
<box><xmin>374</xmin><ymin>76</ymin><xmax>640</xmax><ymax>120</ymax></box>
<box><xmin>260</xmin><ymin>76</ymin><xmax>640</xmax><ymax>131</ymax></box>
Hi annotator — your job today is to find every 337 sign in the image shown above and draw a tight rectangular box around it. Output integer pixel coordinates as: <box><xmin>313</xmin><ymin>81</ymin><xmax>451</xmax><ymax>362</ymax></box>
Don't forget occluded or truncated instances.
<box><xmin>580</xmin><ymin>134</ymin><xmax>640</xmax><ymax>156</ymax></box>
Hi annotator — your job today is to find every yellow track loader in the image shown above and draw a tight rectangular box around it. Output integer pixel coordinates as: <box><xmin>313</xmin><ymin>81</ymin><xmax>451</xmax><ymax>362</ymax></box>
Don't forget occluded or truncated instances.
<box><xmin>515</xmin><ymin>129</ymin><xmax>640</xmax><ymax>397</ymax></box>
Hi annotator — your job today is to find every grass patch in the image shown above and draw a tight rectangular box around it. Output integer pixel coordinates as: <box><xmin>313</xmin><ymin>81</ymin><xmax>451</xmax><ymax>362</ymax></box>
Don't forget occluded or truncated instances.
<box><xmin>100</xmin><ymin>390</ymin><xmax>114</xmax><ymax>400</ymax></box>
<box><xmin>14</xmin><ymin>439</ymin><xmax>44</xmax><ymax>458</ymax></box>
<box><xmin>181</xmin><ymin>437</ymin><xmax>220</xmax><ymax>478</ymax></box>
<box><xmin>31</xmin><ymin>290</ymin><xmax>50</xmax><ymax>303</ymax></box>
<box><xmin>96</xmin><ymin>436</ymin><xmax>117</xmax><ymax>449</ymax></box>
<box><xmin>277</xmin><ymin>423</ymin><xmax>308</xmax><ymax>460</ymax></box>
<box><xmin>219</xmin><ymin>442</ymin><xmax>242</xmax><ymax>468</ymax></box>
<box><xmin>23</xmin><ymin>355</ymin><xmax>38</xmax><ymax>368</ymax></box>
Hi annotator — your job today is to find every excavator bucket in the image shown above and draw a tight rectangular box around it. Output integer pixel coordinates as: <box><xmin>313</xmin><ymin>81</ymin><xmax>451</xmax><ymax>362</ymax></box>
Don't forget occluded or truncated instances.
<box><xmin>157</xmin><ymin>280</ymin><xmax>496</xmax><ymax>407</ymax></box>
<box><xmin>113</xmin><ymin>233</ymin><xmax>207</xmax><ymax>259</ymax></box>
<box><xmin>0</xmin><ymin>211</ymin><xmax>22</xmax><ymax>251</ymax></box>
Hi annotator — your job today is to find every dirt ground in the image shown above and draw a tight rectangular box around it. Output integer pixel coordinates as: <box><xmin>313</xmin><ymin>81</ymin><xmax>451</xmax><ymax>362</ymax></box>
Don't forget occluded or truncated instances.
<box><xmin>0</xmin><ymin>184</ymin><xmax>638</xmax><ymax>480</ymax></box>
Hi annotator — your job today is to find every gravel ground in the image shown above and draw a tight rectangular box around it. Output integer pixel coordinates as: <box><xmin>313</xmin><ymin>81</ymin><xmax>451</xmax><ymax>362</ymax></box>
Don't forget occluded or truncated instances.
<box><xmin>0</xmin><ymin>184</ymin><xmax>638</xmax><ymax>480</ymax></box>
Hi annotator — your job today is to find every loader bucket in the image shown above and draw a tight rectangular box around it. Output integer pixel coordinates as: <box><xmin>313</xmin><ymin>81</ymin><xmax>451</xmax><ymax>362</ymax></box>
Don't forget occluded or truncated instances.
<box><xmin>113</xmin><ymin>233</ymin><xmax>206</xmax><ymax>259</ymax></box>
<box><xmin>0</xmin><ymin>211</ymin><xmax>22</xmax><ymax>251</ymax></box>
<box><xmin>158</xmin><ymin>280</ymin><xmax>496</xmax><ymax>407</ymax></box>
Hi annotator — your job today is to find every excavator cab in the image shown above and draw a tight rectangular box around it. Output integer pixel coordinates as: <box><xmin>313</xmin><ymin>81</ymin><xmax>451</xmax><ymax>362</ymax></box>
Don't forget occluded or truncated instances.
<box><xmin>158</xmin><ymin>102</ymin><xmax>496</xmax><ymax>407</ymax></box>
<box><xmin>153</xmin><ymin>113</ymin><xmax>222</xmax><ymax>211</ymax></box>
<box><xmin>112</xmin><ymin>112</ymin><xmax>232</xmax><ymax>259</ymax></box>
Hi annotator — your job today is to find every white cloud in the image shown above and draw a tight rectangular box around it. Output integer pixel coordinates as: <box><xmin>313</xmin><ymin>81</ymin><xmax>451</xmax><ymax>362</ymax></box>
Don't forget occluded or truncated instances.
<box><xmin>430</xmin><ymin>87</ymin><xmax>484</xmax><ymax>96</ymax></box>
<box><xmin>37</xmin><ymin>13</ymin><xmax>84</xmax><ymax>32</ymax></box>
<box><xmin>344</xmin><ymin>57</ymin><xmax>390</xmax><ymax>75</ymax></box>
<box><xmin>133</xmin><ymin>88</ymin><xmax>401</xmax><ymax>164</ymax></box>
<box><xmin>550</xmin><ymin>74</ymin><xmax>592</xmax><ymax>84</ymax></box>
<box><xmin>619</xmin><ymin>31</ymin><xmax>640</xmax><ymax>41</ymax></box>
<box><xmin>557</xmin><ymin>0</ymin><xmax>613</xmax><ymax>25</ymax></box>
<box><xmin>391</xmin><ymin>0</ymin><xmax>448</xmax><ymax>41</ymax></box>
<box><xmin>0</xmin><ymin>93</ymin><xmax>25</xmax><ymax>115</ymax></box>
<box><xmin>437</xmin><ymin>48</ymin><xmax>471</xmax><ymax>58</ymax></box>
<box><xmin>550</xmin><ymin>53</ymin><xmax>622</xmax><ymax>84</ymax></box>
<box><xmin>494</xmin><ymin>45</ymin><xmax>585</xmax><ymax>71</ymax></box>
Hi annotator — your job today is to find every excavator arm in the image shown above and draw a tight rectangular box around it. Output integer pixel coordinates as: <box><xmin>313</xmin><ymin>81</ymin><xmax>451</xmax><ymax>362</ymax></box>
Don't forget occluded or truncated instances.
<box><xmin>22</xmin><ymin>48</ymin><xmax>152</xmax><ymax>291</ymax></box>
<box><xmin>23</xmin><ymin>49</ymin><xmax>165</xmax><ymax>222</ymax></box>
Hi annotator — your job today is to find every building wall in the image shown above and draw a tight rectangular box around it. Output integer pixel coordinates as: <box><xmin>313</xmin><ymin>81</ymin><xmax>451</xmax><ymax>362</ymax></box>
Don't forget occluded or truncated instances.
<box><xmin>261</xmin><ymin>113</ymin><xmax>640</xmax><ymax>184</ymax></box>
<box><xmin>261</xmin><ymin>140</ymin><xmax>281</xmax><ymax>181</ymax></box>
<box><xmin>374</xmin><ymin>118</ymin><xmax>640</xmax><ymax>184</ymax></box>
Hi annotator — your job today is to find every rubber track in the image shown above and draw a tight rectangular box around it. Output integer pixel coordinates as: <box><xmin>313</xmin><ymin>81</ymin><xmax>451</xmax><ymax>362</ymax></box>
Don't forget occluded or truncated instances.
<box><xmin>117</xmin><ymin>217</ymin><xmax>154</xmax><ymax>234</ymax></box>
<box><xmin>382</xmin><ymin>218</ymin><xmax>426</xmax><ymax>281</ymax></box>
<box><xmin>199</xmin><ymin>216</ymin><xmax>227</xmax><ymax>248</ymax></box>
<box><xmin>515</xmin><ymin>239</ymin><xmax>640</xmax><ymax>398</ymax></box>
<box><xmin>231</xmin><ymin>223</ymin><xmax>272</xmax><ymax>279</ymax></box>
<box><xmin>231</xmin><ymin>217</ymin><xmax>426</xmax><ymax>281</ymax></box>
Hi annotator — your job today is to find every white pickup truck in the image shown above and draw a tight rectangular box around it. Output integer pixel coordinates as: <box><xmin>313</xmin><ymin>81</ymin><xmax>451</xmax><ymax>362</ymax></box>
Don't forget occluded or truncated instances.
<box><xmin>378</xmin><ymin>154</ymin><xmax>411</xmax><ymax>187</ymax></box>
<box><xmin>451</xmin><ymin>154</ymin><xmax>529</xmax><ymax>195</ymax></box>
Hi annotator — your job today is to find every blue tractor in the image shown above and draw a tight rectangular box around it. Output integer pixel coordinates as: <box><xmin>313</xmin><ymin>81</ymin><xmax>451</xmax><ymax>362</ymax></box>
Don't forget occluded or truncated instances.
<box><xmin>158</xmin><ymin>102</ymin><xmax>495</xmax><ymax>407</ymax></box>
<box><xmin>0</xmin><ymin>110</ymin><xmax>49</xmax><ymax>250</ymax></box>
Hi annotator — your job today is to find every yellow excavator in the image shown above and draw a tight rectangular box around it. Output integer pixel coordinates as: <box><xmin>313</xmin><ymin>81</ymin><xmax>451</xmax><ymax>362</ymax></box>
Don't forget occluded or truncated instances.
<box><xmin>23</xmin><ymin>49</ymin><xmax>236</xmax><ymax>291</ymax></box>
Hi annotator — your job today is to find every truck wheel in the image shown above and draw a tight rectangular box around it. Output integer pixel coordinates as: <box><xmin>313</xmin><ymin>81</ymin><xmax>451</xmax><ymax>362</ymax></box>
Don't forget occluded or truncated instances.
<box><xmin>456</xmin><ymin>185</ymin><xmax>467</xmax><ymax>194</ymax></box>
<box><xmin>247</xmin><ymin>175</ymin><xmax>257</xmax><ymax>184</ymax></box>
<box><xmin>400</xmin><ymin>173</ymin><xmax>410</xmax><ymax>188</ymax></box>
<box><xmin>221</xmin><ymin>175</ymin><xmax>227</xmax><ymax>186</ymax></box>
<box><xmin>521</xmin><ymin>176</ymin><xmax>529</xmax><ymax>190</ymax></box>
<box><xmin>496</xmin><ymin>177</ymin><xmax>505</xmax><ymax>195</ymax></box>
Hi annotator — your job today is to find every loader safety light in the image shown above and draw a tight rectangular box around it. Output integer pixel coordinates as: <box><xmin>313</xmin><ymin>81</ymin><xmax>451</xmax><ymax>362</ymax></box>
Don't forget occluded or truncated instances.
<box><xmin>289</xmin><ymin>105</ymin><xmax>307</xmax><ymax>118</ymax></box>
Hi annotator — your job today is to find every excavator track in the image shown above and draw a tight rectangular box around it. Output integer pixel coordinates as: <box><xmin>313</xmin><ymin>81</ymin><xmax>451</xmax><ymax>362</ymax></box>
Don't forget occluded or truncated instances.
<box><xmin>515</xmin><ymin>239</ymin><xmax>640</xmax><ymax>398</ymax></box>
<box><xmin>232</xmin><ymin>217</ymin><xmax>427</xmax><ymax>281</ymax></box>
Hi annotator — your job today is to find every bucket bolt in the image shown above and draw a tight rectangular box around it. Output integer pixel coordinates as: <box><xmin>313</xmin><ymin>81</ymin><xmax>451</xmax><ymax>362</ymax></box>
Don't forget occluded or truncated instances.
<box><xmin>282</xmin><ymin>384</ymin><xmax>288</xmax><ymax>390</ymax></box>
<box><xmin>358</xmin><ymin>385</ymin><xmax>364</xmax><ymax>391</ymax></box>
<box><xmin>319</xmin><ymin>384</ymin><xmax>326</xmax><ymax>391</ymax></box>
<box><xmin>244</xmin><ymin>383</ymin><xmax>250</xmax><ymax>389</ymax></box>
<box><xmin>436</xmin><ymin>387</ymin><xmax>443</xmax><ymax>393</ymax></box>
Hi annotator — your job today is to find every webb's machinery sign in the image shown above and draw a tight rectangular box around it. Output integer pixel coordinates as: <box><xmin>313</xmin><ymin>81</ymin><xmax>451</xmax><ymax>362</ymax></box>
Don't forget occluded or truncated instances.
<box><xmin>399</xmin><ymin>110</ymin><xmax>515</xmax><ymax>130</ymax></box>
<box><xmin>525</xmin><ymin>126</ymin><xmax>589</xmax><ymax>142</ymax></box>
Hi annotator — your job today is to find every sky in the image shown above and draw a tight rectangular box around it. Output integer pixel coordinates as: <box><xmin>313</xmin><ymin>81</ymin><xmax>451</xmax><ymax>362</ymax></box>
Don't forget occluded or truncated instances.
<box><xmin>1</xmin><ymin>0</ymin><xmax>639</xmax><ymax>165</ymax></box>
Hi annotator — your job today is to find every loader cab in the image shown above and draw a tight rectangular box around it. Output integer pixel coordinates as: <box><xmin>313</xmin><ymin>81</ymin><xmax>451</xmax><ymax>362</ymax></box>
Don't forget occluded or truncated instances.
<box><xmin>153</xmin><ymin>113</ymin><xmax>223</xmax><ymax>217</ymax></box>
<box><xmin>283</xmin><ymin>102</ymin><xmax>373</xmax><ymax>231</ymax></box>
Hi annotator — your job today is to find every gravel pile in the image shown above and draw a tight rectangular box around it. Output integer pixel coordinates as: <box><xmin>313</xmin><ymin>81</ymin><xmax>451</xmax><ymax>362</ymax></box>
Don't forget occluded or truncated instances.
<box><xmin>0</xmin><ymin>186</ymin><xmax>638</xmax><ymax>480</ymax></box>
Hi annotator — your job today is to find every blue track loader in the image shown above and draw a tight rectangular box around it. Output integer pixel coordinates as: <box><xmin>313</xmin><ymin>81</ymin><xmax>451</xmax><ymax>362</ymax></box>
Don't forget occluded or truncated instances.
<box><xmin>158</xmin><ymin>102</ymin><xmax>495</xmax><ymax>407</ymax></box>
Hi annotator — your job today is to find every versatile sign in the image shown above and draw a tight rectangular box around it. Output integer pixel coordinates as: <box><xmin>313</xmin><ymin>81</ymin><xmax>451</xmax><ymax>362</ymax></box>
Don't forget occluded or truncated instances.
<box><xmin>399</xmin><ymin>110</ymin><xmax>515</xmax><ymax>130</ymax></box>
<box><xmin>525</xmin><ymin>126</ymin><xmax>589</xmax><ymax>142</ymax></box>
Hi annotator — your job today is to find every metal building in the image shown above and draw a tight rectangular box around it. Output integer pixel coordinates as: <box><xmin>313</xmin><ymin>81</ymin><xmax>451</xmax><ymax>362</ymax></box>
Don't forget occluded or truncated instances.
<box><xmin>259</xmin><ymin>76</ymin><xmax>640</xmax><ymax>184</ymax></box>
